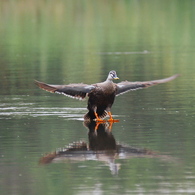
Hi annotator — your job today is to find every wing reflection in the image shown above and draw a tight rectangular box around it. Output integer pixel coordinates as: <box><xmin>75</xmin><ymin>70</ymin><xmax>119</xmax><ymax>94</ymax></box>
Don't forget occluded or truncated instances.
<box><xmin>39</xmin><ymin>121</ymin><xmax>174</xmax><ymax>175</ymax></box>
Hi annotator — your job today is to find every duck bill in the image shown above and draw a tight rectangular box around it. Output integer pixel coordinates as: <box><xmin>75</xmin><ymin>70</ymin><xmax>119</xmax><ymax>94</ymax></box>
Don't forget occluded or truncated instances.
<box><xmin>114</xmin><ymin>77</ymin><xmax>119</xmax><ymax>80</ymax></box>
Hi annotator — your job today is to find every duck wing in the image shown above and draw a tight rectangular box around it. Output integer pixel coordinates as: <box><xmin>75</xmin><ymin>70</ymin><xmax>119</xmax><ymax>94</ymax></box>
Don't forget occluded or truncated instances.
<box><xmin>116</xmin><ymin>74</ymin><xmax>179</xmax><ymax>96</ymax></box>
<box><xmin>35</xmin><ymin>80</ymin><xmax>95</xmax><ymax>100</ymax></box>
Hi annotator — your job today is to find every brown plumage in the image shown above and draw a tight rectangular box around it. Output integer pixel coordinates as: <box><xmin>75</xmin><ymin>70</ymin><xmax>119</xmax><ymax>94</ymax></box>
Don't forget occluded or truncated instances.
<box><xmin>35</xmin><ymin>70</ymin><xmax>179</xmax><ymax>121</ymax></box>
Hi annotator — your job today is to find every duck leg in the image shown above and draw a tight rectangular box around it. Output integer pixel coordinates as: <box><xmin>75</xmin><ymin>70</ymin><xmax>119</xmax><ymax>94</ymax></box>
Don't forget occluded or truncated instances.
<box><xmin>107</xmin><ymin>111</ymin><xmax>119</xmax><ymax>122</ymax></box>
<box><xmin>94</xmin><ymin>111</ymin><xmax>105</xmax><ymax>122</ymax></box>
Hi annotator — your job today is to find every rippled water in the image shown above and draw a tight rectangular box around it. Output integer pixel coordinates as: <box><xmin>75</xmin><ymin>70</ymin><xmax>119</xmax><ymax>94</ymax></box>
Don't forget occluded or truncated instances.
<box><xmin>0</xmin><ymin>102</ymin><xmax>84</xmax><ymax>119</ymax></box>
<box><xmin>1</xmin><ymin>82</ymin><xmax>195</xmax><ymax>194</ymax></box>
<box><xmin>1</xmin><ymin>1</ymin><xmax>195</xmax><ymax>195</ymax></box>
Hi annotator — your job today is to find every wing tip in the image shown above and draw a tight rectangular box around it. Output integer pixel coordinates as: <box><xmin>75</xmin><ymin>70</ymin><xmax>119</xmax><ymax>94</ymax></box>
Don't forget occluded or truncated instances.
<box><xmin>34</xmin><ymin>79</ymin><xmax>41</xmax><ymax>86</ymax></box>
<box><xmin>167</xmin><ymin>73</ymin><xmax>181</xmax><ymax>81</ymax></box>
<box><xmin>173</xmin><ymin>74</ymin><xmax>181</xmax><ymax>78</ymax></box>
<box><xmin>34</xmin><ymin>80</ymin><xmax>56</xmax><ymax>93</ymax></box>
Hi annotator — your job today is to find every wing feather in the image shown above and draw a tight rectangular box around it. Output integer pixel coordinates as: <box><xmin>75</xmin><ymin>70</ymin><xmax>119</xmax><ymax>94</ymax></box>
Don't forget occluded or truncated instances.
<box><xmin>34</xmin><ymin>80</ymin><xmax>95</xmax><ymax>100</ymax></box>
<box><xmin>116</xmin><ymin>74</ymin><xmax>180</xmax><ymax>96</ymax></box>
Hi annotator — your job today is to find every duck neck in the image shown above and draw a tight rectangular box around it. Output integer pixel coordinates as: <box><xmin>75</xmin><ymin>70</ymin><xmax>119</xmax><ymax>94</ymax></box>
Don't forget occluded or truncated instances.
<box><xmin>106</xmin><ymin>79</ymin><xmax>113</xmax><ymax>83</ymax></box>
<box><xmin>106</xmin><ymin>76</ymin><xmax>113</xmax><ymax>82</ymax></box>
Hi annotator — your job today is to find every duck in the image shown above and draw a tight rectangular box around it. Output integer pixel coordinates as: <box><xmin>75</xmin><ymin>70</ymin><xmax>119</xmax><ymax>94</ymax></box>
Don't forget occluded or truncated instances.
<box><xmin>35</xmin><ymin>70</ymin><xmax>179</xmax><ymax>121</ymax></box>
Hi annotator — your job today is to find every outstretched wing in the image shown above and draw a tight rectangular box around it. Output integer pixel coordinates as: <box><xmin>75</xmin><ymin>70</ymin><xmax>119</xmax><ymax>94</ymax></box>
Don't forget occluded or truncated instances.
<box><xmin>116</xmin><ymin>74</ymin><xmax>180</xmax><ymax>96</ymax></box>
<box><xmin>35</xmin><ymin>80</ymin><xmax>95</xmax><ymax>100</ymax></box>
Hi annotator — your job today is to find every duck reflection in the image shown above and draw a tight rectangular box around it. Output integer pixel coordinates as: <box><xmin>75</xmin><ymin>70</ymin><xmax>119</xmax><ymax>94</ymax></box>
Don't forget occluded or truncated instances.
<box><xmin>39</xmin><ymin>121</ymin><xmax>167</xmax><ymax>175</ymax></box>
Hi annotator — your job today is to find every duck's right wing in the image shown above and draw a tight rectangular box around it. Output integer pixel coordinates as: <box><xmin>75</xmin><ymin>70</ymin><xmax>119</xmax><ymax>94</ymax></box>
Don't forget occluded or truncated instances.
<box><xmin>116</xmin><ymin>74</ymin><xmax>180</xmax><ymax>96</ymax></box>
<box><xmin>35</xmin><ymin>80</ymin><xmax>95</xmax><ymax>100</ymax></box>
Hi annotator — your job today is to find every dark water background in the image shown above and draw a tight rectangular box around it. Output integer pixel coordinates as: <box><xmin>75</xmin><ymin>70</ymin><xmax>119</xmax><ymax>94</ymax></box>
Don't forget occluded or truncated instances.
<box><xmin>0</xmin><ymin>1</ymin><xmax>195</xmax><ymax>194</ymax></box>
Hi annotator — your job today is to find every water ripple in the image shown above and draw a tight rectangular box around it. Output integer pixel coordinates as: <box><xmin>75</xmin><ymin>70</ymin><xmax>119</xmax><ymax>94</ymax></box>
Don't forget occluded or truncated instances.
<box><xmin>0</xmin><ymin>105</ymin><xmax>86</xmax><ymax>119</ymax></box>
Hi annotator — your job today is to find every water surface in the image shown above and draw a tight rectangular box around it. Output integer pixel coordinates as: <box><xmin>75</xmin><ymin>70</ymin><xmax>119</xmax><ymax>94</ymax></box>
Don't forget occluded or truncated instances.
<box><xmin>0</xmin><ymin>1</ymin><xmax>195</xmax><ymax>194</ymax></box>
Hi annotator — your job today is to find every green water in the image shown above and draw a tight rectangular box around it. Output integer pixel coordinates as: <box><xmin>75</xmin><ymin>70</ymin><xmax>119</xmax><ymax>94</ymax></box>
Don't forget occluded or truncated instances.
<box><xmin>0</xmin><ymin>1</ymin><xmax>195</xmax><ymax>194</ymax></box>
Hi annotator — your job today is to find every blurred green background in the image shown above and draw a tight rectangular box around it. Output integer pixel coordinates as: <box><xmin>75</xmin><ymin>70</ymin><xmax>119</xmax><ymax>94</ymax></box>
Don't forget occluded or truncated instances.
<box><xmin>1</xmin><ymin>0</ymin><xmax>194</xmax><ymax>94</ymax></box>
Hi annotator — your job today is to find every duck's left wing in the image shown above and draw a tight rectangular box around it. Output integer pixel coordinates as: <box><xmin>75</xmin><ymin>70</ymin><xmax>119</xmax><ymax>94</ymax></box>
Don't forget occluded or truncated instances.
<box><xmin>116</xmin><ymin>74</ymin><xmax>179</xmax><ymax>96</ymax></box>
<box><xmin>35</xmin><ymin>80</ymin><xmax>95</xmax><ymax>100</ymax></box>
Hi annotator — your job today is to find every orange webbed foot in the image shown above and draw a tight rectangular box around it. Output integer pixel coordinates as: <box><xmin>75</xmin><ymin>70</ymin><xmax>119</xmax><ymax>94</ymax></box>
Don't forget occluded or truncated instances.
<box><xmin>107</xmin><ymin>119</ymin><xmax>120</xmax><ymax>123</ymax></box>
<box><xmin>107</xmin><ymin>111</ymin><xmax>119</xmax><ymax>123</ymax></box>
<box><xmin>94</xmin><ymin>118</ymin><xmax>106</xmax><ymax>122</ymax></box>
<box><xmin>94</xmin><ymin>111</ymin><xmax>106</xmax><ymax>122</ymax></box>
